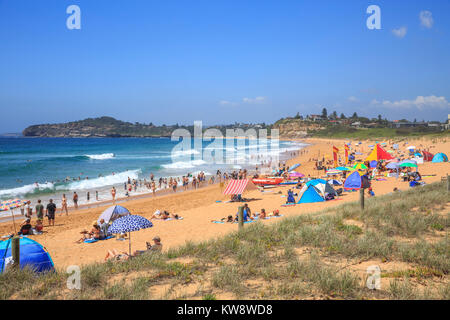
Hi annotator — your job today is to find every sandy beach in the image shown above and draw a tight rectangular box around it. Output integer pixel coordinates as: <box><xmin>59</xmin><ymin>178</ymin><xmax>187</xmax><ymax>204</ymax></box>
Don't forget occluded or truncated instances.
<box><xmin>1</xmin><ymin>137</ymin><xmax>448</xmax><ymax>269</ymax></box>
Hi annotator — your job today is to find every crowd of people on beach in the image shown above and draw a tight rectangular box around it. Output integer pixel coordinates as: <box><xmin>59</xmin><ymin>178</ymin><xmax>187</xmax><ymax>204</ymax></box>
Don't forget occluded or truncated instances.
<box><xmin>6</xmin><ymin>139</ymin><xmax>442</xmax><ymax>271</ymax></box>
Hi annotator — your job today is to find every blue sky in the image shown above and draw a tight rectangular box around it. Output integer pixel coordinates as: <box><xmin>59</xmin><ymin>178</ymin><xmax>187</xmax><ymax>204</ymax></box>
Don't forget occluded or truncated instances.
<box><xmin>0</xmin><ymin>0</ymin><xmax>449</xmax><ymax>132</ymax></box>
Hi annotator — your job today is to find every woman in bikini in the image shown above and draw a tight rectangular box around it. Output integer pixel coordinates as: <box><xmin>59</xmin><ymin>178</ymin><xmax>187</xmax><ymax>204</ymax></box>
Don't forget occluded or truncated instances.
<box><xmin>151</xmin><ymin>181</ymin><xmax>156</xmax><ymax>196</ymax></box>
<box><xmin>61</xmin><ymin>194</ymin><xmax>68</xmax><ymax>216</ymax></box>
<box><xmin>76</xmin><ymin>223</ymin><xmax>101</xmax><ymax>243</ymax></box>
<box><xmin>104</xmin><ymin>249</ymin><xmax>130</xmax><ymax>261</ymax></box>
<box><xmin>111</xmin><ymin>187</ymin><xmax>116</xmax><ymax>203</ymax></box>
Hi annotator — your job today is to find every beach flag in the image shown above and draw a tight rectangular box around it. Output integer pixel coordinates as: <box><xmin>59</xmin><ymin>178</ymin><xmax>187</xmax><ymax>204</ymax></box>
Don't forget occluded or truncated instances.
<box><xmin>344</xmin><ymin>144</ymin><xmax>349</xmax><ymax>165</ymax></box>
<box><xmin>333</xmin><ymin>146</ymin><xmax>339</xmax><ymax>167</ymax></box>
<box><xmin>365</xmin><ymin>144</ymin><xmax>394</xmax><ymax>162</ymax></box>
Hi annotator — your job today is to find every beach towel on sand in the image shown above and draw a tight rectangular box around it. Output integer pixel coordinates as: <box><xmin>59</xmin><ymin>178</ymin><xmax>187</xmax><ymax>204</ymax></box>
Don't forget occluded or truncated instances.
<box><xmin>162</xmin><ymin>217</ymin><xmax>184</xmax><ymax>221</ymax></box>
<box><xmin>84</xmin><ymin>235</ymin><xmax>114</xmax><ymax>243</ymax></box>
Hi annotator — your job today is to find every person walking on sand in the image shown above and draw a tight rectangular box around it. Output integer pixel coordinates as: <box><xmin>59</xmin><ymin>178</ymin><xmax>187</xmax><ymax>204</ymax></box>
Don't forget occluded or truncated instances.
<box><xmin>61</xmin><ymin>194</ymin><xmax>68</xmax><ymax>216</ymax></box>
<box><xmin>46</xmin><ymin>199</ymin><xmax>56</xmax><ymax>226</ymax></box>
<box><xmin>73</xmin><ymin>192</ymin><xmax>78</xmax><ymax>209</ymax></box>
<box><xmin>111</xmin><ymin>187</ymin><xmax>116</xmax><ymax>203</ymax></box>
<box><xmin>151</xmin><ymin>181</ymin><xmax>156</xmax><ymax>196</ymax></box>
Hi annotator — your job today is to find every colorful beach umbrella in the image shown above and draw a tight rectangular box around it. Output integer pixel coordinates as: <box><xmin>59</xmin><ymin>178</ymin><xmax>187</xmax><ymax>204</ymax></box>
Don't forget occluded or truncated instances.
<box><xmin>352</xmin><ymin>163</ymin><xmax>368</xmax><ymax>171</ymax></box>
<box><xmin>386</xmin><ymin>162</ymin><xmax>399</xmax><ymax>169</ymax></box>
<box><xmin>0</xmin><ymin>199</ymin><xmax>25</xmax><ymax>234</ymax></box>
<box><xmin>289</xmin><ymin>171</ymin><xmax>305</xmax><ymax>178</ymax></box>
<box><xmin>399</xmin><ymin>159</ymin><xmax>417</xmax><ymax>165</ymax></box>
<box><xmin>0</xmin><ymin>199</ymin><xmax>24</xmax><ymax>212</ymax></box>
<box><xmin>108</xmin><ymin>215</ymin><xmax>153</xmax><ymax>255</ymax></box>
<box><xmin>335</xmin><ymin>166</ymin><xmax>351</xmax><ymax>171</ymax></box>
<box><xmin>399</xmin><ymin>162</ymin><xmax>418</xmax><ymax>168</ymax></box>
<box><xmin>326</xmin><ymin>169</ymin><xmax>342</xmax><ymax>175</ymax></box>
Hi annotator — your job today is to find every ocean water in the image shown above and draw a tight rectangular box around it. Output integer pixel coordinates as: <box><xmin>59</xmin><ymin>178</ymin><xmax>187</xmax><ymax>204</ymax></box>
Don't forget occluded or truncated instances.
<box><xmin>0</xmin><ymin>137</ymin><xmax>306</xmax><ymax>216</ymax></box>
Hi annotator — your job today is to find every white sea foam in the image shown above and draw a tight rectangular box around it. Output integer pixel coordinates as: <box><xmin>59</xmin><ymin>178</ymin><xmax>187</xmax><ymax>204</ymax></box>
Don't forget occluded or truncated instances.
<box><xmin>85</xmin><ymin>153</ymin><xmax>115</xmax><ymax>160</ymax></box>
<box><xmin>61</xmin><ymin>169</ymin><xmax>141</xmax><ymax>191</ymax></box>
<box><xmin>0</xmin><ymin>182</ymin><xmax>55</xmax><ymax>198</ymax></box>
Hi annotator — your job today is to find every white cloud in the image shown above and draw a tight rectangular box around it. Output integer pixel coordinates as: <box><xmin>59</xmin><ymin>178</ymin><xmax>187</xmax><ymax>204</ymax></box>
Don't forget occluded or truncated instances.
<box><xmin>392</xmin><ymin>26</ymin><xmax>407</xmax><ymax>38</ymax></box>
<box><xmin>419</xmin><ymin>11</ymin><xmax>434</xmax><ymax>29</ymax></box>
<box><xmin>348</xmin><ymin>96</ymin><xmax>358</xmax><ymax>102</ymax></box>
<box><xmin>219</xmin><ymin>100</ymin><xmax>238</xmax><ymax>106</ymax></box>
<box><xmin>372</xmin><ymin>95</ymin><xmax>450</xmax><ymax>110</ymax></box>
<box><xmin>242</xmin><ymin>96</ymin><xmax>266</xmax><ymax>104</ymax></box>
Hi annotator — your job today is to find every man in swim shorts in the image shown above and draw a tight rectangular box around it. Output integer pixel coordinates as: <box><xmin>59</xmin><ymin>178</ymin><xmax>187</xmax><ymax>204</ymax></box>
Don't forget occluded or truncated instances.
<box><xmin>46</xmin><ymin>199</ymin><xmax>57</xmax><ymax>226</ymax></box>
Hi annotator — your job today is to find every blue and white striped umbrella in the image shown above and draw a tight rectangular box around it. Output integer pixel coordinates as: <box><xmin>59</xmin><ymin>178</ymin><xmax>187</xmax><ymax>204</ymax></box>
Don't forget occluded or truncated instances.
<box><xmin>109</xmin><ymin>215</ymin><xmax>153</xmax><ymax>234</ymax></box>
<box><xmin>108</xmin><ymin>215</ymin><xmax>153</xmax><ymax>256</ymax></box>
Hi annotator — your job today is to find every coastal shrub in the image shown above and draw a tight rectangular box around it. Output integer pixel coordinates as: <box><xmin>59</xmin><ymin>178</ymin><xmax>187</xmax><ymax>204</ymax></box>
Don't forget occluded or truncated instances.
<box><xmin>397</xmin><ymin>239</ymin><xmax>450</xmax><ymax>274</ymax></box>
<box><xmin>212</xmin><ymin>265</ymin><xmax>246</xmax><ymax>296</ymax></box>
<box><xmin>286</xmin><ymin>254</ymin><xmax>360</xmax><ymax>298</ymax></box>
<box><xmin>388</xmin><ymin>278</ymin><xmax>417</xmax><ymax>300</ymax></box>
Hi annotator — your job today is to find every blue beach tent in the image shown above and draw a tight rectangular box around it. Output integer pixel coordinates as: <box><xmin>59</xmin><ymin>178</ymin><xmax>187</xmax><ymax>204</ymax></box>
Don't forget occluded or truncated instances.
<box><xmin>305</xmin><ymin>179</ymin><xmax>327</xmax><ymax>187</ymax></box>
<box><xmin>297</xmin><ymin>185</ymin><xmax>324</xmax><ymax>204</ymax></box>
<box><xmin>343</xmin><ymin>171</ymin><xmax>362</xmax><ymax>190</ymax></box>
<box><xmin>97</xmin><ymin>205</ymin><xmax>131</xmax><ymax>224</ymax></box>
<box><xmin>432</xmin><ymin>153</ymin><xmax>448</xmax><ymax>163</ymax></box>
<box><xmin>0</xmin><ymin>237</ymin><xmax>54</xmax><ymax>273</ymax></box>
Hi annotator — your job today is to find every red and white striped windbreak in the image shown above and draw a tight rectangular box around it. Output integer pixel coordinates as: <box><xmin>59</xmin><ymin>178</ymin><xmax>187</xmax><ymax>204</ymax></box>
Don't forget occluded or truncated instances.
<box><xmin>223</xmin><ymin>179</ymin><xmax>249</xmax><ymax>195</ymax></box>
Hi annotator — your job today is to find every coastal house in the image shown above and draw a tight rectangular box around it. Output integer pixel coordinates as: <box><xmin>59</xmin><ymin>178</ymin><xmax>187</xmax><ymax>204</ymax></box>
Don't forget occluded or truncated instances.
<box><xmin>390</xmin><ymin>120</ymin><xmax>427</xmax><ymax>128</ymax></box>
<box><xmin>307</xmin><ymin>115</ymin><xmax>324</xmax><ymax>122</ymax></box>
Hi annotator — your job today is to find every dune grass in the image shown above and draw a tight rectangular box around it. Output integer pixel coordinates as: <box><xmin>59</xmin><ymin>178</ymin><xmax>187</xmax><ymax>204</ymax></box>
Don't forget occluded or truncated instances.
<box><xmin>1</xmin><ymin>182</ymin><xmax>448</xmax><ymax>299</ymax></box>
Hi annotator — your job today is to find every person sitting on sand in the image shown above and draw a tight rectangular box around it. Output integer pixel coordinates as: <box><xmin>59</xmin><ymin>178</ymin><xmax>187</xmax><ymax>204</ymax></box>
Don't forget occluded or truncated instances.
<box><xmin>76</xmin><ymin>222</ymin><xmax>101</xmax><ymax>243</ymax></box>
<box><xmin>133</xmin><ymin>236</ymin><xmax>163</xmax><ymax>256</ymax></box>
<box><xmin>235</xmin><ymin>203</ymin><xmax>253</xmax><ymax>221</ymax></box>
<box><xmin>259</xmin><ymin>209</ymin><xmax>267</xmax><ymax>219</ymax></box>
<box><xmin>286</xmin><ymin>189</ymin><xmax>295</xmax><ymax>204</ymax></box>
<box><xmin>98</xmin><ymin>219</ymin><xmax>109</xmax><ymax>239</ymax></box>
<box><xmin>33</xmin><ymin>219</ymin><xmax>44</xmax><ymax>234</ymax></box>
<box><xmin>18</xmin><ymin>218</ymin><xmax>32</xmax><ymax>236</ymax></box>
<box><xmin>368</xmin><ymin>187</ymin><xmax>375</xmax><ymax>197</ymax></box>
